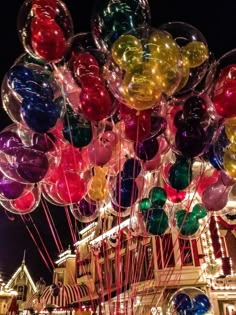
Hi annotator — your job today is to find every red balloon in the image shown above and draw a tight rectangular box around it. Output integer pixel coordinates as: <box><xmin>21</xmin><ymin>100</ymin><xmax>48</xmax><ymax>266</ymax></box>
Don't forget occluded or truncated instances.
<box><xmin>60</xmin><ymin>145</ymin><xmax>86</xmax><ymax>173</ymax></box>
<box><xmin>80</xmin><ymin>86</ymin><xmax>111</xmax><ymax>121</ymax></box>
<box><xmin>56</xmin><ymin>172</ymin><xmax>85</xmax><ymax>203</ymax></box>
<box><xmin>73</xmin><ymin>52</ymin><xmax>100</xmax><ymax>83</ymax></box>
<box><xmin>12</xmin><ymin>191</ymin><xmax>35</xmax><ymax>212</ymax></box>
<box><xmin>164</xmin><ymin>183</ymin><xmax>186</xmax><ymax>203</ymax></box>
<box><xmin>213</xmin><ymin>64</ymin><xmax>236</xmax><ymax>118</ymax></box>
<box><xmin>31</xmin><ymin>17</ymin><xmax>66</xmax><ymax>61</ymax></box>
<box><xmin>124</xmin><ymin>111</ymin><xmax>151</xmax><ymax>142</ymax></box>
<box><xmin>32</xmin><ymin>0</ymin><xmax>57</xmax><ymax>19</ymax></box>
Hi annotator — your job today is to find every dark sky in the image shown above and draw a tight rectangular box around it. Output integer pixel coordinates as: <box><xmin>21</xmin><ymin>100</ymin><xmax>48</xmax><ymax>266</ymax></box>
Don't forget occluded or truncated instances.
<box><xmin>0</xmin><ymin>0</ymin><xmax>236</xmax><ymax>285</ymax></box>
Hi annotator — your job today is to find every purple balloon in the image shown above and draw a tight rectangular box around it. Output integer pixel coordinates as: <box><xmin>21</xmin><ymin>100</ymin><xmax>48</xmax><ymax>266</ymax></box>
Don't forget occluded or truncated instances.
<box><xmin>15</xmin><ymin>148</ymin><xmax>49</xmax><ymax>183</ymax></box>
<box><xmin>135</xmin><ymin>137</ymin><xmax>159</xmax><ymax>161</ymax></box>
<box><xmin>32</xmin><ymin>133</ymin><xmax>56</xmax><ymax>153</ymax></box>
<box><xmin>78</xmin><ymin>198</ymin><xmax>97</xmax><ymax>216</ymax></box>
<box><xmin>0</xmin><ymin>131</ymin><xmax>22</xmax><ymax>155</ymax></box>
<box><xmin>0</xmin><ymin>172</ymin><xmax>25</xmax><ymax>199</ymax></box>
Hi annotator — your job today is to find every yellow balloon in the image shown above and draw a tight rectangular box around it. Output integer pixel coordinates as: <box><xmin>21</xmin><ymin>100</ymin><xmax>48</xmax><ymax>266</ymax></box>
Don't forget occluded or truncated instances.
<box><xmin>225</xmin><ymin>118</ymin><xmax>236</xmax><ymax>143</ymax></box>
<box><xmin>121</xmin><ymin>68</ymin><xmax>162</xmax><ymax>110</ymax></box>
<box><xmin>182</xmin><ymin>41</ymin><xmax>208</xmax><ymax>68</ymax></box>
<box><xmin>111</xmin><ymin>34</ymin><xmax>143</xmax><ymax>71</ymax></box>
<box><xmin>223</xmin><ymin>145</ymin><xmax>236</xmax><ymax>178</ymax></box>
<box><xmin>158</xmin><ymin>64</ymin><xmax>182</xmax><ymax>96</ymax></box>
<box><xmin>176</xmin><ymin>55</ymin><xmax>190</xmax><ymax>92</ymax></box>
<box><xmin>147</xmin><ymin>31</ymin><xmax>181</xmax><ymax>71</ymax></box>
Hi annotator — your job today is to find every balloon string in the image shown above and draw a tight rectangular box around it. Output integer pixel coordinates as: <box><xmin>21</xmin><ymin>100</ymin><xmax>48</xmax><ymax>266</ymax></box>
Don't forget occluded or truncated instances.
<box><xmin>64</xmin><ymin>206</ymin><xmax>77</xmax><ymax>244</ymax></box>
<box><xmin>41</xmin><ymin>198</ymin><xmax>64</xmax><ymax>253</ymax></box>
<box><xmin>28</xmin><ymin>214</ymin><xmax>55</xmax><ymax>269</ymax></box>
<box><xmin>21</xmin><ymin>215</ymin><xmax>52</xmax><ymax>273</ymax></box>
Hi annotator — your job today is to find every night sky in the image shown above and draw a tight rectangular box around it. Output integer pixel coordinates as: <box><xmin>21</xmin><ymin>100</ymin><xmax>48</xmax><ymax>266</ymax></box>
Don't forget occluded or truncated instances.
<box><xmin>0</xmin><ymin>0</ymin><xmax>236</xmax><ymax>285</ymax></box>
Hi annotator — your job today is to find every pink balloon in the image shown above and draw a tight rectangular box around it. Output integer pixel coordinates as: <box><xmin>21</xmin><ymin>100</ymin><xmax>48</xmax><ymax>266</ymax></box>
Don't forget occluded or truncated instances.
<box><xmin>143</xmin><ymin>152</ymin><xmax>161</xmax><ymax>171</ymax></box>
<box><xmin>100</xmin><ymin>131</ymin><xmax>118</xmax><ymax>149</ymax></box>
<box><xmin>88</xmin><ymin>140</ymin><xmax>112</xmax><ymax>166</ymax></box>
<box><xmin>202</xmin><ymin>172</ymin><xmax>234</xmax><ymax>211</ymax></box>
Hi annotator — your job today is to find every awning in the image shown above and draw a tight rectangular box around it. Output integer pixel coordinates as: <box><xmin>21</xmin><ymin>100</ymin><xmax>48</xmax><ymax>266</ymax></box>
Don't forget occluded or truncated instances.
<box><xmin>24</xmin><ymin>284</ymin><xmax>91</xmax><ymax>310</ymax></box>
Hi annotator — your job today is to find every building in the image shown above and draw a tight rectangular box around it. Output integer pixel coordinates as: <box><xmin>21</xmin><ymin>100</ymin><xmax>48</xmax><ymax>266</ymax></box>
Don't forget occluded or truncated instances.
<box><xmin>0</xmin><ymin>252</ymin><xmax>36</xmax><ymax>315</ymax></box>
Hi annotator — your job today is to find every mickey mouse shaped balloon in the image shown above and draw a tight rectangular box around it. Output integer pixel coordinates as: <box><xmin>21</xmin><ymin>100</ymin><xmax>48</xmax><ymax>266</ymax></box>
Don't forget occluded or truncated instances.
<box><xmin>139</xmin><ymin>186</ymin><xmax>169</xmax><ymax>236</ymax></box>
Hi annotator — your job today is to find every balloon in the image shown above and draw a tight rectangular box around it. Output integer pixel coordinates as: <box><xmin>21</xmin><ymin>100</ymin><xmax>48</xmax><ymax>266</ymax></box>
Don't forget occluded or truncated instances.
<box><xmin>11</xmin><ymin>190</ymin><xmax>36</xmax><ymax>212</ymax></box>
<box><xmin>32</xmin><ymin>0</ymin><xmax>57</xmax><ymax>19</ymax></box>
<box><xmin>32</xmin><ymin>133</ymin><xmax>56</xmax><ymax>153</ymax></box>
<box><xmin>196</xmin><ymin>168</ymin><xmax>219</xmax><ymax>195</ymax></box>
<box><xmin>73</xmin><ymin>52</ymin><xmax>100</xmax><ymax>85</ymax></box>
<box><xmin>168</xmin><ymin>157</ymin><xmax>193</xmax><ymax>190</ymax></box>
<box><xmin>80</xmin><ymin>85</ymin><xmax>111</xmax><ymax>121</ymax></box>
<box><xmin>182</xmin><ymin>41</ymin><xmax>208</xmax><ymax>68</ymax></box>
<box><xmin>17</xmin><ymin>0</ymin><xmax>74</xmax><ymax>62</ymax></box>
<box><xmin>100</xmin><ymin>131</ymin><xmax>118</xmax><ymax>149</ymax></box>
<box><xmin>148</xmin><ymin>187</ymin><xmax>167</xmax><ymax>208</ymax></box>
<box><xmin>112</xmin><ymin>35</ymin><xmax>143</xmax><ymax>71</ymax></box>
<box><xmin>123</xmin><ymin>158</ymin><xmax>141</xmax><ymax>178</ymax></box>
<box><xmin>121</xmin><ymin>70</ymin><xmax>161</xmax><ymax>110</ymax></box>
<box><xmin>202</xmin><ymin>171</ymin><xmax>234</xmax><ymax>211</ymax></box>
<box><xmin>183</xmin><ymin>96</ymin><xmax>208</xmax><ymax>123</ymax></box>
<box><xmin>56</xmin><ymin>172</ymin><xmax>85</xmax><ymax>204</ymax></box>
<box><xmin>31</xmin><ymin>17</ymin><xmax>66</xmax><ymax>62</ymax></box>
<box><xmin>91</xmin><ymin>0</ymin><xmax>151</xmax><ymax>52</ymax></box>
<box><xmin>0</xmin><ymin>131</ymin><xmax>23</xmax><ymax>155</ymax></box>
<box><xmin>145</xmin><ymin>207</ymin><xmax>169</xmax><ymax>236</ymax></box>
<box><xmin>139</xmin><ymin>198</ymin><xmax>151</xmax><ymax>212</ymax></box>
<box><xmin>70</xmin><ymin>198</ymin><xmax>98</xmax><ymax>223</ymax></box>
<box><xmin>223</xmin><ymin>144</ymin><xmax>236</xmax><ymax>178</ymax></box>
<box><xmin>21</xmin><ymin>95</ymin><xmax>62</xmax><ymax>134</ymax></box>
<box><xmin>135</xmin><ymin>137</ymin><xmax>159</xmax><ymax>161</ymax></box>
<box><xmin>212</xmin><ymin>64</ymin><xmax>236</xmax><ymax>118</ymax></box>
<box><xmin>175</xmin><ymin>123</ymin><xmax>207</xmax><ymax>158</ymax></box>
<box><xmin>175</xmin><ymin>209</ymin><xmax>201</xmax><ymax>236</ymax></box>
<box><xmin>173</xmin><ymin>293</ymin><xmax>192</xmax><ymax>313</ymax></box>
<box><xmin>124</xmin><ymin>110</ymin><xmax>151</xmax><ymax>142</ymax></box>
<box><xmin>63</xmin><ymin>106</ymin><xmax>93</xmax><ymax>148</ymax></box>
<box><xmin>88</xmin><ymin>140</ymin><xmax>112</xmax><ymax>166</ymax></box>
<box><xmin>192</xmin><ymin>294</ymin><xmax>211</xmax><ymax>315</ymax></box>
<box><xmin>0</xmin><ymin>171</ymin><xmax>25</xmax><ymax>200</ymax></box>
<box><xmin>15</xmin><ymin>147</ymin><xmax>49</xmax><ymax>183</ymax></box>
<box><xmin>115</xmin><ymin>177</ymin><xmax>138</xmax><ymax>208</ymax></box>
<box><xmin>159</xmin><ymin>21</ymin><xmax>209</xmax><ymax>94</ymax></box>
<box><xmin>164</xmin><ymin>183</ymin><xmax>186</xmax><ymax>203</ymax></box>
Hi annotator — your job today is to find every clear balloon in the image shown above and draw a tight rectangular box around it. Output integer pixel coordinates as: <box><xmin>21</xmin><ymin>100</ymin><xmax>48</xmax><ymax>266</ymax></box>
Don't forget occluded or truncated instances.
<box><xmin>17</xmin><ymin>0</ymin><xmax>74</xmax><ymax>62</ymax></box>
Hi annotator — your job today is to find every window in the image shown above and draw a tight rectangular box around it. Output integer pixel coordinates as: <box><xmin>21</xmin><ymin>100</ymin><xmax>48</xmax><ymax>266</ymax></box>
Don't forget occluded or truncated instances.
<box><xmin>179</xmin><ymin>239</ymin><xmax>193</xmax><ymax>266</ymax></box>
<box><xmin>156</xmin><ymin>234</ymin><xmax>175</xmax><ymax>269</ymax></box>
<box><xmin>15</xmin><ymin>285</ymin><xmax>27</xmax><ymax>301</ymax></box>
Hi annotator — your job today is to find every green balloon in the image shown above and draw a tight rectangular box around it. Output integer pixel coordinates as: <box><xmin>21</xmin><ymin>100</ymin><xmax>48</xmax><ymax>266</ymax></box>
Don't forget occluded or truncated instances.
<box><xmin>63</xmin><ymin>106</ymin><xmax>93</xmax><ymax>148</ymax></box>
<box><xmin>168</xmin><ymin>157</ymin><xmax>193</xmax><ymax>190</ymax></box>
<box><xmin>192</xmin><ymin>203</ymin><xmax>207</xmax><ymax>219</ymax></box>
<box><xmin>146</xmin><ymin>208</ymin><xmax>169</xmax><ymax>236</ymax></box>
<box><xmin>175</xmin><ymin>210</ymin><xmax>199</xmax><ymax>236</ymax></box>
<box><xmin>139</xmin><ymin>198</ymin><xmax>151</xmax><ymax>212</ymax></box>
<box><xmin>149</xmin><ymin>186</ymin><xmax>167</xmax><ymax>207</ymax></box>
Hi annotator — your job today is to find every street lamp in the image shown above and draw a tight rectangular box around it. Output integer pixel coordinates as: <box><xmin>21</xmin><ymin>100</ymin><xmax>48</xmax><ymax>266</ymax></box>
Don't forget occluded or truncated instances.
<box><xmin>36</xmin><ymin>278</ymin><xmax>46</xmax><ymax>303</ymax></box>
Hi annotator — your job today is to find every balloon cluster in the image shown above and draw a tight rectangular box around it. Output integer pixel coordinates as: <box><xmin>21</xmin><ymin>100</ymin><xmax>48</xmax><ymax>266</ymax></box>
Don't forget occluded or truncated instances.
<box><xmin>169</xmin><ymin>287</ymin><xmax>211</xmax><ymax>315</ymax></box>
<box><xmin>1</xmin><ymin>0</ymin><xmax>236</xmax><ymax>242</ymax></box>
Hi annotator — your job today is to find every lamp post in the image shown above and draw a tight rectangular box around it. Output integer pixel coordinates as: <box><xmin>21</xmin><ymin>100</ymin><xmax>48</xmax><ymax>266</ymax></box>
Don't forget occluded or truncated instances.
<box><xmin>36</xmin><ymin>278</ymin><xmax>46</xmax><ymax>303</ymax></box>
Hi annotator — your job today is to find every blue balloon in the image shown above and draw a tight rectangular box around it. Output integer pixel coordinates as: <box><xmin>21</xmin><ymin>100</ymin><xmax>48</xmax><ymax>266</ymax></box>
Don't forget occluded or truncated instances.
<box><xmin>8</xmin><ymin>64</ymin><xmax>54</xmax><ymax>100</ymax></box>
<box><xmin>192</xmin><ymin>294</ymin><xmax>211</xmax><ymax>315</ymax></box>
<box><xmin>123</xmin><ymin>158</ymin><xmax>141</xmax><ymax>179</ymax></box>
<box><xmin>8</xmin><ymin>65</ymin><xmax>34</xmax><ymax>87</ymax></box>
<box><xmin>21</xmin><ymin>95</ymin><xmax>61</xmax><ymax>133</ymax></box>
<box><xmin>115</xmin><ymin>177</ymin><xmax>138</xmax><ymax>208</ymax></box>
<box><xmin>173</xmin><ymin>293</ymin><xmax>192</xmax><ymax>313</ymax></box>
